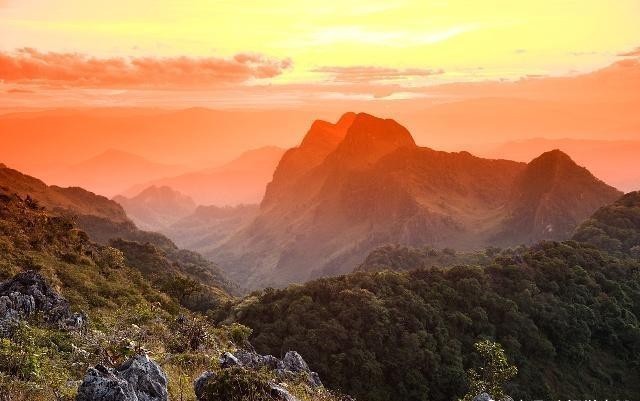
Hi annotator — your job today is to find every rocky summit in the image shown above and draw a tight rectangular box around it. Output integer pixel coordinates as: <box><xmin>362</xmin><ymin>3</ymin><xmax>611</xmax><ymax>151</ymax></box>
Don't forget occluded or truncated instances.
<box><xmin>213</xmin><ymin>112</ymin><xmax>622</xmax><ymax>289</ymax></box>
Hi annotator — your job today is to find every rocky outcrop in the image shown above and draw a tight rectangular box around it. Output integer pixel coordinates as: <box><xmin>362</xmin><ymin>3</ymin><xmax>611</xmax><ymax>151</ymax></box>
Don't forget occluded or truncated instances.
<box><xmin>194</xmin><ymin>349</ymin><xmax>322</xmax><ymax>401</ymax></box>
<box><xmin>194</xmin><ymin>369</ymin><xmax>300</xmax><ymax>401</ymax></box>
<box><xmin>233</xmin><ymin>350</ymin><xmax>322</xmax><ymax>387</ymax></box>
<box><xmin>0</xmin><ymin>270</ymin><xmax>85</xmax><ymax>336</ymax></box>
<box><xmin>473</xmin><ymin>394</ymin><xmax>493</xmax><ymax>401</ymax></box>
<box><xmin>471</xmin><ymin>393</ymin><xmax>514</xmax><ymax>401</ymax></box>
<box><xmin>76</xmin><ymin>365</ymin><xmax>138</xmax><ymax>401</ymax></box>
<box><xmin>76</xmin><ymin>354</ymin><xmax>168</xmax><ymax>401</ymax></box>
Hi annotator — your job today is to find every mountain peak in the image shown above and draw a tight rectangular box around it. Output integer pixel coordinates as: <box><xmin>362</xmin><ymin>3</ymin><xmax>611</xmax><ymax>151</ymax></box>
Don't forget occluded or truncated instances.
<box><xmin>530</xmin><ymin>149</ymin><xmax>574</xmax><ymax>164</ymax></box>
<box><xmin>494</xmin><ymin>148</ymin><xmax>622</xmax><ymax>244</ymax></box>
<box><xmin>330</xmin><ymin>113</ymin><xmax>416</xmax><ymax>169</ymax></box>
<box><xmin>336</xmin><ymin>111</ymin><xmax>357</xmax><ymax>127</ymax></box>
<box><xmin>300</xmin><ymin>116</ymin><xmax>352</xmax><ymax>151</ymax></box>
<box><xmin>138</xmin><ymin>185</ymin><xmax>184</xmax><ymax>197</ymax></box>
<box><xmin>114</xmin><ymin>185</ymin><xmax>196</xmax><ymax>231</ymax></box>
<box><xmin>519</xmin><ymin>148</ymin><xmax>616</xmax><ymax>193</ymax></box>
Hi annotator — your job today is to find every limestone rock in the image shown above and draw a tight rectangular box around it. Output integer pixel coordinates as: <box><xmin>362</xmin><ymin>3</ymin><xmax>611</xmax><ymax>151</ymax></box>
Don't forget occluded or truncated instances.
<box><xmin>76</xmin><ymin>354</ymin><xmax>168</xmax><ymax>401</ymax></box>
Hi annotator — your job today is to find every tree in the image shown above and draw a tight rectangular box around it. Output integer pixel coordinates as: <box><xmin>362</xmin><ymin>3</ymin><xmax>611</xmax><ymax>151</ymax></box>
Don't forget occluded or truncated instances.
<box><xmin>461</xmin><ymin>340</ymin><xmax>518</xmax><ymax>401</ymax></box>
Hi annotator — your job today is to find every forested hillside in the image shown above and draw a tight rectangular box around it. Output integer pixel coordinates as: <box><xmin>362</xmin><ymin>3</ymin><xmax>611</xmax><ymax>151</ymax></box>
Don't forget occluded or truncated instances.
<box><xmin>0</xmin><ymin>189</ymin><xmax>344</xmax><ymax>401</ymax></box>
<box><xmin>573</xmin><ymin>191</ymin><xmax>640</xmax><ymax>255</ymax></box>
<box><xmin>226</xmin><ymin>241</ymin><xmax>640</xmax><ymax>401</ymax></box>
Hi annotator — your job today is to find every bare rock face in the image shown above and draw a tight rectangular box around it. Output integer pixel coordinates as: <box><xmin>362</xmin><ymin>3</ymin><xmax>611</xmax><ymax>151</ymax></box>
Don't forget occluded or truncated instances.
<box><xmin>0</xmin><ymin>270</ymin><xmax>86</xmax><ymax>336</ymax></box>
<box><xmin>194</xmin><ymin>349</ymin><xmax>322</xmax><ymax>401</ymax></box>
<box><xmin>219</xmin><ymin>351</ymin><xmax>240</xmax><ymax>368</ymax></box>
<box><xmin>281</xmin><ymin>351</ymin><xmax>309</xmax><ymax>373</ymax></box>
<box><xmin>233</xmin><ymin>349</ymin><xmax>322</xmax><ymax>387</ymax></box>
<box><xmin>76</xmin><ymin>354</ymin><xmax>168</xmax><ymax>401</ymax></box>
<box><xmin>193</xmin><ymin>371</ymin><xmax>215</xmax><ymax>400</ymax></box>
<box><xmin>76</xmin><ymin>365</ymin><xmax>138</xmax><ymax>401</ymax></box>
<box><xmin>473</xmin><ymin>394</ymin><xmax>493</xmax><ymax>401</ymax></box>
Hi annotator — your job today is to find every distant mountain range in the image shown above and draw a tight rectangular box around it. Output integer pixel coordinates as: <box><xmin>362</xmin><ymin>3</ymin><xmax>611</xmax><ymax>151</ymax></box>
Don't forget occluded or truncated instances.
<box><xmin>482</xmin><ymin>138</ymin><xmax>640</xmax><ymax>192</ymax></box>
<box><xmin>114</xmin><ymin>186</ymin><xmax>197</xmax><ymax>231</ymax></box>
<box><xmin>122</xmin><ymin>146</ymin><xmax>285</xmax><ymax>206</ymax></box>
<box><xmin>0</xmin><ymin>162</ymin><xmax>130</xmax><ymax>223</ymax></box>
<box><xmin>34</xmin><ymin>149</ymin><xmax>188</xmax><ymax>198</ymax></box>
<box><xmin>0</xmin><ymin>163</ymin><xmax>237</xmax><ymax>297</ymax></box>
<box><xmin>212</xmin><ymin>112</ymin><xmax>622</xmax><ymax>289</ymax></box>
<box><xmin>114</xmin><ymin>186</ymin><xmax>257</xmax><ymax>252</ymax></box>
<box><xmin>163</xmin><ymin>204</ymin><xmax>259</xmax><ymax>253</ymax></box>
<box><xmin>0</xmin><ymin>107</ymin><xmax>325</xmax><ymax>176</ymax></box>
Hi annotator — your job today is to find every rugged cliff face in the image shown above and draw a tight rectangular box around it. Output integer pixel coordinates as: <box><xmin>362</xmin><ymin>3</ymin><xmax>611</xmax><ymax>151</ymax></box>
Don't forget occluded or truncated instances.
<box><xmin>213</xmin><ymin>113</ymin><xmax>621</xmax><ymax>290</ymax></box>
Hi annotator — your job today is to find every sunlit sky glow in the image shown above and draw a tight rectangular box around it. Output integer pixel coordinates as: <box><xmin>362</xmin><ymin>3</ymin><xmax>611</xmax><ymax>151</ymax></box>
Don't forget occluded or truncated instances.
<box><xmin>1</xmin><ymin>0</ymin><xmax>640</xmax><ymax>108</ymax></box>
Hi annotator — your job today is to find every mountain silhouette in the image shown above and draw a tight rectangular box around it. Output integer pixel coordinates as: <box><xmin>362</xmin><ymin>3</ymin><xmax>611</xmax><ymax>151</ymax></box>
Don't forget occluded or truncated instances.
<box><xmin>493</xmin><ymin>149</ymin><xmax>622</xmax><ymax>244</ymax></box>
<box><xmin>483</xmin><ymin>137</ymin><xmax>640</xmax><ymax>192</ymax></box>
<box><xmin>125</xmin><ymin>146</ymin><xmax>286</xmax><ymax>206</ymax></box>
<box><xmin>38</xmin><ymin>149</ymin><xmax>186</xmax><ymax>198</ymax></box>
<box><xmin>114</xmin><ymin>185</ymin><xmax>197</xmax><ymax>231</ymax></box>
<box><xmin>0</xmin><ymin>163</ymin><xmax>130</xmax><ymax>223</ymax></box>
<box><xmin>213</xmin><ymin>113</ymin><xmax>622</xmax><ymax>289</ymax></box>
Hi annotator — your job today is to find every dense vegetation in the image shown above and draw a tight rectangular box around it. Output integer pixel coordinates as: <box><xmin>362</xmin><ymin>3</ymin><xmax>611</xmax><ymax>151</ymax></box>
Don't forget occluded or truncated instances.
<box><xmin>0</xmin><ymin>191</ymin><xmax>342</xmax><ymax>401</ymax></box>
<box><xmin>2</xmin><ymin>163</ymin><xmax>639</xmax><ymax>401</ymax></box>
<box><xmin>355</xmin><ymin>244</ymin><xmax>504</xmax><ymax>272</ymax></box>
<box><xmin>573</xmin><ymin>191</ymin><xmax>640</xmax><ymax>256</ymax></box>
<box><xmin>111</xmin><ymin>238</ymin><xmax>231</xmax><ymax>311</ymax></box>
<box><xmin>227</xmin><ymin>240</ymin><xmax>640</xmax><ymax>401</ymax></box>
<box><xmin>75</xmin><ymin>213</ymin><xmax>238</xmax><ymax>296</ymax></box>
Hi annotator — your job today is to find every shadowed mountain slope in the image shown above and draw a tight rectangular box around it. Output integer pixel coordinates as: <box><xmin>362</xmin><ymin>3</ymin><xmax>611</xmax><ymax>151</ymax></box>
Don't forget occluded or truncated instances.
<box><xmin>0</xmin><ymin>164</ymin><xmax>237</xmax><ymax>296</ymax></box>
<box><xmin>573</xmin><ymin>191</ymin><xmax>640</xmax><ymax>255</ymax></box>
<box><xmin>213</xmin><ymin>113</ymin><xmax>621</xmax><ymax>290</ymax></box>
<box><xmin>114</xmin><ymin>185</ymin><xmax>197</xmax><ymax>231</ymax></box>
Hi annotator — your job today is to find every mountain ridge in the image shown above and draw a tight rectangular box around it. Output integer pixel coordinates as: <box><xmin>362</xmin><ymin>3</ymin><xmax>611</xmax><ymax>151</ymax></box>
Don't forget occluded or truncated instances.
<box><xmin>124</xmin><ymin>146</ymin><xmax>286</xmax><ymax>206</ymax></box>
<box><xmin>213</xmin><ymin>113</ymin><xmax>622</xmax><ymax>289</ymax></box>
<box><xmin>113</xmin><ymin>185</ymin><xmax>197</xmax><ymax>231</ymax></box>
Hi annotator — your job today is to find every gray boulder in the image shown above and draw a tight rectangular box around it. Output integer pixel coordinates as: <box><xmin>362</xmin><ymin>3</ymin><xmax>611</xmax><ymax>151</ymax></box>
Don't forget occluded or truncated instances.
<box><xmin>76</xmin><ymin>365</ymin><xmax>138</xmax><ymax>401</ymax></box>
<box><xmin>77</xmin><ymin>354</ymin><xmax>168</xmax><ymax>401</ymax></box>
<box><xmin>219</xmin><ymin>351</ymin><xmax>240</xmax><ymax>368</ymax></box>
<box><xmin>0</xmin><ymin>270</ymin><xmax>86</xmax><ymax>335</ymax></box>
<box><xmin>0</xmin><ymin>291</ymin><xmax>36</xmax><ymax>336</ymax></box>
<box><xmin>219</xmin><ymin>349</ymin><xmax>322</xmax><ymax>388</ymax></box>
<box><xmin>235</xmin><ymin>349</ymin><xmax>282</xmax><ymax>370</ymax></box>
<box><xmin>116</xmin><ymin>354</ymin><xmax>168</xmax><ymax>401</ymax></box>
<box><xmin>281</xmin><ymin>351</ymin><xmax>309</xmax><ymax>373</ymax></box>
<box><xmin>473</xmin><ymin>393</ymin><xmax>494</xmax><ymax>401</ymax></box>
<box><xmin>193</xmin><ymin>371</ymin><xmax>215</xmax><ymax>400</ymax></box>
<box><xmin>270</xmin><ymin>384</ymin><xmax>300</xmax><ymax>401</ymax></box>
<box><xmin>279</xmin><ymin>351</ymin><xmax>322</xmax><ymax>386</ymax></box>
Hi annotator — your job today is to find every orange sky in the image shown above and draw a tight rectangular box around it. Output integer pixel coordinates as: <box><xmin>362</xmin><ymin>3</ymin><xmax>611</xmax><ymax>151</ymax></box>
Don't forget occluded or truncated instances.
<box><xmin>1</xmin><ymin>0</ymin><xmax>640</xmax><ymax>110</ymax></box>
<box><xmin>0</xmin><ymin>0</ymin><xmax>639</xmax><ymax>195</ymax></box>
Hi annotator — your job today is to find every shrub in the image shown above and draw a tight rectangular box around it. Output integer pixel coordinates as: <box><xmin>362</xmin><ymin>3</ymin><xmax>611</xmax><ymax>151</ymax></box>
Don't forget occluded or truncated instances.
<box><xmin>198</xmin><ymin>368</ymin><xmax>276</xmax><ymax>401</ymax></box>
<box><xmin>461</xmin><ymin>340</ymin><xmax>518</xmax><ymax>401</ymax></box>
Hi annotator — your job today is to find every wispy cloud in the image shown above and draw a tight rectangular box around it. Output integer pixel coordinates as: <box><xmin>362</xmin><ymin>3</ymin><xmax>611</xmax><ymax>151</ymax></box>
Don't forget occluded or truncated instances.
<box><xmin>312</xmin><ymin>65</ymin><xmax>444</xmax><ymax>83</ymax></box>
<box><xmin>618</xmin><ymin>46</ymin><xmax>640</xmax><ymax>57</ymax></box>
<box><xmin>0</xmin><ymin>48</ymin><xmax>292</xmax><ymax>89</ymax></box>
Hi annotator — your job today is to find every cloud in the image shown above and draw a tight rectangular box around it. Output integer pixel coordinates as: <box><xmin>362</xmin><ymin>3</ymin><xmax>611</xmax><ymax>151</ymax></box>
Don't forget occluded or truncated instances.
<box><xmin>618</xmin><ymin>46</ymin><xmax>640</xmax><ymax>57</ymax></box>
<box><xmin>6</xmin><ymin>88</ymin><xmax>35</xmax><ymax>94</ymax></box>
<box><xmin>0</xmin><ymin>48</ymin><xmax>292</xmax><ymax>89</ymax></box>
<box><xmin>312</xmin><ymin>66</ymin><xmax>444</xmax><ymax>83</ymax></box>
